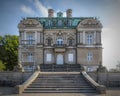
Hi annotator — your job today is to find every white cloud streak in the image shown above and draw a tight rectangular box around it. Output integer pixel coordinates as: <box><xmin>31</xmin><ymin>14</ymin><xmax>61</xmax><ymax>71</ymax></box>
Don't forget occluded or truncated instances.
<box><xmin>34</xmin><ymin>0</ymin><xmax>48</xmax><ymax>17</ymax></box>
<box><xmin>21</xmin><ymin>5</ymin><xmax>37</xmax><ymax>16</ymax></box>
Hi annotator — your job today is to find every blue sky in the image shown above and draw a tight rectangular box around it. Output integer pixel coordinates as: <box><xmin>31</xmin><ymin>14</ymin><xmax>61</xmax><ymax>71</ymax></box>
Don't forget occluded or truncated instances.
<box><xmin>0</xmin><ymin>0</ymin><xmax>120</xmax><ymax>69</ymax></box>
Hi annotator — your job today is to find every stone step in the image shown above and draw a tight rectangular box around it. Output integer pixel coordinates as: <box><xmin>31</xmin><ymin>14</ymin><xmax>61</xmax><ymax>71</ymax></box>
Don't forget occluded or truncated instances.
<box><xmin>25</xmin><ymin>87</ymin><xmax>95</xmax><ymax>90</ymax></box>
<box><xmin>37</xmin><ymin>76</ymin><xmax>82</xmax><ymax>78</ymax></box>
<box><xmin>23</xmin><ymin>73</ymin><xmax>96</xmax><ymax>93</ymax></box>
<box><xmin>27</xmin><ymin>86</ymin><xmax>92</xmax><ymax>88</ymax></box>
<box><xmin>30</xmin><ymin>83</ymin><xmax>90</xmax><ymax>87</ymax></box>
<box><xmin>23</xmin><ymin>89</ymin><xmax>96</xmax><ymax>93</ymax></box>
<box><xmin>33</xmin><ymin>80</ymin><xmax>87</xmax><ymax>83</ymax></box>
<box><xmin>34</xmin><ymin>80</ymin><xmax>85</xmax><ymax>83</ymax></box>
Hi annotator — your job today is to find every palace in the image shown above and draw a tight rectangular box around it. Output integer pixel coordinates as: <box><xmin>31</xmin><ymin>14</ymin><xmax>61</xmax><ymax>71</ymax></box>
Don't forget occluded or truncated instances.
<box><xmin>18</xmin><ymin>9</ymin><xmax>102</xmax><ymax>72</ymax></box>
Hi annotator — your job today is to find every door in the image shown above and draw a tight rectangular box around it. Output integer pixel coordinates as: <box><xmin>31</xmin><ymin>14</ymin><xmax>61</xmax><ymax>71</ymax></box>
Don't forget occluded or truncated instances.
<box><xmin>56</xmin><ymin>54</ymin><xmax>64</xmax><ymax>65</ymax></box>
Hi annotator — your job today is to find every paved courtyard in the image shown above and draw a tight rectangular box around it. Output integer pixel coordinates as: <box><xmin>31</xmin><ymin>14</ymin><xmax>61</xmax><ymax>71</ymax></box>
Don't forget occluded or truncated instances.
<box><xmin>0</xmin><ymin>87</ymin><xmax>120</xmax><ymax>96</ymax></box>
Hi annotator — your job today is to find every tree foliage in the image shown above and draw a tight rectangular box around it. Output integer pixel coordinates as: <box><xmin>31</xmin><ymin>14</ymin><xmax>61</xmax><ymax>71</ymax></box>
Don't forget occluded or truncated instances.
<box><xmin>0</xmin><ymin>35</ymin><xmax>18</xmax><ymax>70</ymax></box>
<box><xmin>0</xmin><ymin>60</ymin><xmax>6</xmax><ymax>71</ymax></box>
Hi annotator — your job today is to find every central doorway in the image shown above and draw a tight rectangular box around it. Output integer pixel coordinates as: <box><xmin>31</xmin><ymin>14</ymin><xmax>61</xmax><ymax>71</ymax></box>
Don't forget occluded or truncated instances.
<box><xmin>56</xmin><ymin>54</ymin><xmax>64</xmax><ymax>65</ymax></box>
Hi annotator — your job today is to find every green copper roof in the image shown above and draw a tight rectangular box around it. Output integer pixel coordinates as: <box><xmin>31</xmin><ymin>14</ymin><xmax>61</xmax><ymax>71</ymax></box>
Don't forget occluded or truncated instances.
<box><xmin>27</xmin><ymin>17</ymin><xmax>95</xmax><ymax>29</ymax></box>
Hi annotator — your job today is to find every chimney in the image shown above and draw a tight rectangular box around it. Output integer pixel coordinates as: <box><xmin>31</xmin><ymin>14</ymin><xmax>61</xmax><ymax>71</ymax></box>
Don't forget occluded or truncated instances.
<box><xmin>66</xmin><ymin>9</ymin><xmax>72</xmax><ymax>17</ymax></box>
<box><xmin>48</xmin><ymin>9</ymin><xmax>54</xmax><ymax>17</ymax></box>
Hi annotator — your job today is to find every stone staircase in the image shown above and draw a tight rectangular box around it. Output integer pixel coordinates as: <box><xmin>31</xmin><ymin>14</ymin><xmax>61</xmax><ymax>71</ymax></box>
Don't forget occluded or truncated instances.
<box><xmin>40</xmin><ymin>64</ymin><xmax>81</xmax><ymax>72</ymax></box>
<box><xmin>23</xmin><ymin>72</ymin><xmax>96</xmax><ymax>93</ymax></box>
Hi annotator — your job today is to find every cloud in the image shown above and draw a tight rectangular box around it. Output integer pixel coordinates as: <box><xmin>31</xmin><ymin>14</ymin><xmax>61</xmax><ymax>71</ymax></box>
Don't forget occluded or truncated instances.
<box><xmin>21</xmin><ymin>5</ymin><xmax>37</xmax><ymax>16</ymax></box>
<box><xmin>34</xmin><ymin>0</ymin><xmax>48</xmax><ymax>17</ymax></box>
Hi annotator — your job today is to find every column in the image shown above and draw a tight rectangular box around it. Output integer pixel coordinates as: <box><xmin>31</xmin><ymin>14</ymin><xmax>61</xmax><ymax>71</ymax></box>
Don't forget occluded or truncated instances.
<box><xmin>37</xmin><ymin>32</ymin><xmax>40</xmax><ymax>44</ymax></box>
<box><xmin>24</xmin><ymin>31</ymin><xmax>26</xmax><ymax>40</ymax></box>
<box><xmin>39</xmin><ymin>32</ymin><xmax>41</xmax><ymax>44</ymax></box>
<box><xmin>99</xmin><ymin>32</ymin><xmax>101</xmax><ymax>44</ymax></box>
<box><xmin>24</xmin><ymin>32</ymin><xmax>26</xmax><ymax>44</ymax></box>
<box><xmin>54</xmin><ymin>33</ymin><xmax>56</xmax><ymax>44</ymax></box>
<box><xmin>35</xmin><ymin>31</ymin><xmax>37</xmax><ymax>44</ymax></box>
<box><xmin>77</xmin><ymin>32</ymin><xmax>79</xmax><ymax>44</ymax></box>
<box><xmin>63</xmin><ymin>33</ymin><xmax>66</xmax><ymax>44</ymax></box>
<box><xmin>40</xmin><ymin>32</ymin><xmax>43</xmax><ymax>44</ymax></box>
<box><xmin>80</xmin><ymin>32</ymin><xmax>83</xmax><ymax>44</ymax></box>
<box><xmin>83</xmin><ymin>31</ymin><xmax>85</xmax><ymax>44</ymax></box>
<box><xmin>94</xmin><ymin>31</ymin><xmax>96</xmax><ymax>44</ymax></box>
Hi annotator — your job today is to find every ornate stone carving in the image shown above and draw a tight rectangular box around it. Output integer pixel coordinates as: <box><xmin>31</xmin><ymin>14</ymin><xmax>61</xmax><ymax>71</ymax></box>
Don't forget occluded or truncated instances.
<box><xmin>13</xmin><ymin>63</ymin><xmax>24</xmax><ymax>72</ymax></box>
<box><xmin>18</xmin><ymin>18</ymin><xmax>43</xmax><ymax>28</ymax></box>
<box><xmin>77</xmin><ymin>18</ymin><xmax>102</xmax><ymax>28</ymax></box>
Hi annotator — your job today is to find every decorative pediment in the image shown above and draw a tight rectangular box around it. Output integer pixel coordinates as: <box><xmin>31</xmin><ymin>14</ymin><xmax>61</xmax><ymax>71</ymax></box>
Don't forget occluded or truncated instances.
<box><xmin>77</xmin><ymin>18</ymin><xmax>102</xmax><ymax>28</ymax></box>
<box><xmin>18</xmin><ymin>18</ymin><xmax>43</xmax><ymax>29</ymax></box>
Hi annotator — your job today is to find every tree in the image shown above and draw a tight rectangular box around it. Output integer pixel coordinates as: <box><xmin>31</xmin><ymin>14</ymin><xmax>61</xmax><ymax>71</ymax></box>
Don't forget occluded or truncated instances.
<box><xmin>97</xmin><ymin>63</ymin><xmax>108</xmax><ymax>72</ymax></box>
<box><xmin>109</xmin><ymin>61</ymin><xmax>120</xmax><ymax>72</ymax></box>
<box><xmin>0</xmin><ymin>60</ymin><xmax>6</xmax><ymax>71</ymax></box>
<box><xmin>0</xmin><ymin>35</ymin><xmax>18</xmax><ymax>70</ymax></box>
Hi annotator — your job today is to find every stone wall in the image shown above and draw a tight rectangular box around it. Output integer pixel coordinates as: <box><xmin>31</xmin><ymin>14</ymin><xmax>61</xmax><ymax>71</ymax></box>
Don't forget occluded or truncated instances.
<box><xmin>88</xmin><ymin>72</ymin><xmax>120</xmax><ymax>87</ymax></box>
<box><xmin>0</xmin><ymin>71</ymin><xmax>120</xmax><ymax>87</ymax></box>
<box><xmin>0</xmin><ymin>72</ymin><xmax>32</xmax><ymax>87</ymax></box>
<box><xmin>77</xmin><ymin>48</ymin><xmax>102</xmax><ymax>65</ymax></box>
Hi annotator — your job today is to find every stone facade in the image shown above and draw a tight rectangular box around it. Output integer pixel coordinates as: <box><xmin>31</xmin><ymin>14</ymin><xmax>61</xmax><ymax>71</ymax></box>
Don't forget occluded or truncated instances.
<box><xmin>18</xmin><ymin>9</ymin><xmax>102</xmax><ymax>72</ymax></box>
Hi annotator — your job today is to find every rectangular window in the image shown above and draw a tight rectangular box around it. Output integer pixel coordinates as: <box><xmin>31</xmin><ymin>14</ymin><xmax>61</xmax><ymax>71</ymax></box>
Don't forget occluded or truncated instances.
<box><xmin>28</xmin><ymin>53</ymin><xmax>33</xmax><ymax>62</ymax></box>
<box><xmin>87</xmin><ymin>52</ymin><xmax>93</xmax><ymax>61</ymax></box>
<box><xmin>68</xmin><ymin>53</ymin><xmax>73</xmax><ymax>62</ymax></box>
<box><xmin>26</xmin><ymin>33</ymin><xmax>35</xmax><ymax>45</ymax></box>
<box><xmin>87</xmin><ymin>34</ymin><xmax>93</xmax><ymax>45</ymax></box>
<box><xmin>46</xmin><ymin>53</ymin><xmax>52</xmax><ymax>62</ymax></box>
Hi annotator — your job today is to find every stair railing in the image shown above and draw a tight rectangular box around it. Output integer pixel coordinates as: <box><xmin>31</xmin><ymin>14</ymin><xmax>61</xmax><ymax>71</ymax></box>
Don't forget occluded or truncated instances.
<box><xmin>82</xmin><ymin>71</ymin><xmax>106</xmax><ymax>94</ymax></box>
<box><xmin>16</xmin><ymin>71</ymin><xmax>40</xmax><ymax>94</ymax></box>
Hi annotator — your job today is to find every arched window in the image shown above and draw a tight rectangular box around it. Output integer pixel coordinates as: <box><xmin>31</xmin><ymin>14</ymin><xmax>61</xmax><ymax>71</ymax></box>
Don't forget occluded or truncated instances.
<box><xmin>87</xmin><ymin>34</ymin><xmax>93</xmax><ymax>45</ymax></box>
<box><xmin>46</xmin><ymin>38</ymin><xmax>52</xmax><ymax>46</ymax></box>
<box><xmin>68</xmin><ymin>38</ymin><xmax>74</xmax><ymax>46</ymax></box>
<box><xmin>57</xmin><ymin>38</ymin><xmax>63</xmax><ymax>45</ymax></box>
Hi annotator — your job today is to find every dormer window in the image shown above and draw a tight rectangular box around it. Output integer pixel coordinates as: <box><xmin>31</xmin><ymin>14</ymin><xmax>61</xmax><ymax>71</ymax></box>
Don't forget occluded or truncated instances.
<box><xmin>68</xmin><ymin>38</ymin><xmax>74</xmax><ymax>46</ymax></box>
<box><xmin>57</xmin><ymin>38</ymin><xmax>63</xmax><ymax>45</ymax></box>
<box><xmin>46</xmin><ymin>37</ymin><xmax>52</xmax><ymax>46</ymax></box>
<box><xmin>57</xmin><ymin>12</ymin><xmax>63</xmax><ymax>17</ymax></box>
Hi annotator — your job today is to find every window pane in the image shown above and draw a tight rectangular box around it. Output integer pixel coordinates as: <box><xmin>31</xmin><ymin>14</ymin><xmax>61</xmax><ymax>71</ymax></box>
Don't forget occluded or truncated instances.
<box><xmin>28</xmin><ymin>53</ymin><xmax>33</xmax><ymax>62</ymax></box>
<box><xmin>87</xmin><ymin>52</ymin><xmax>93</xmax><ymax>61</ymax></box>
<box><xmin>87</xmin><ymin>34</ymin><xmax>93</xmax><ymax>44</ymax></box>
<box><xmin>68</xmin><ymin>53</ymin><xmax>73</xmax><ymax>62</ymax></box>
<box><xmin>57</xmin><ymin>38</ymin><xmax>63</xmax><ymax>45</ymax></box>
<box><xmin>46</xmin><ymin>53</ymin><xmax>52</xmax><ymax>62</ymax></box>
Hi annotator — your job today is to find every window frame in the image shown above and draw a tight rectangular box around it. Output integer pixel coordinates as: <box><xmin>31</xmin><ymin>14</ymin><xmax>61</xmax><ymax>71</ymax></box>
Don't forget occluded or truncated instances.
<box><xmin>68</xmin><ymin>53</ymin><xmax>74</xmax><ymax>62</ymax></box>
<box><xmin>87</xmin><ymin>52</ymin><xmax>93</xmax><ymax>61</ymax></box>
<box><xmin>87</xmin><ymin>34</ymin><xmax>93</xmax><ymax>45</ymax></box>
<box><xmin>46</xmin><ymin>53</ymin><xmax>52</xmax><ymax>62</ymax></box>
<box><xmin>57</xmin><ymin>38</ymin><xmax>63</xmax><ymax>45</ymax></box>
<box><xmin>28</xmin><ymin>53</ymin><xmax>33</xmax><ymax>62</ymax></box>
